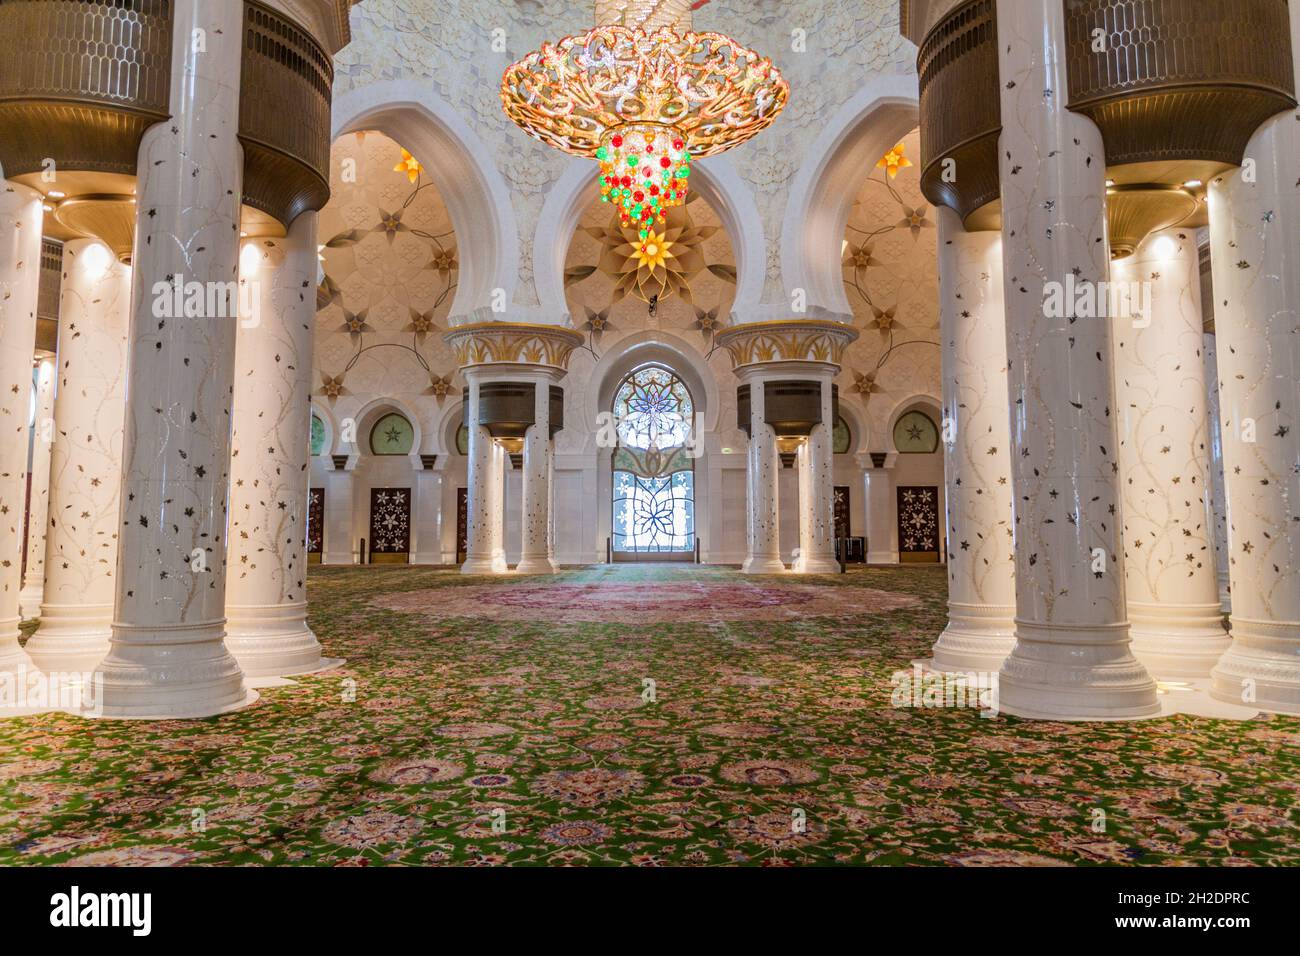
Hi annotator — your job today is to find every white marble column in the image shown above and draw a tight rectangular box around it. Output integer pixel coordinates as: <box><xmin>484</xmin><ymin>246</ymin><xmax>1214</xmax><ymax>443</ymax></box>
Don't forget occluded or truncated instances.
<box><xmin>1205</xmin><ymin>3</ymin><xmax>1300</xmax><ymax>713</ymax></box>
<box><xmin>741</xmin><ymin>371</ymin><xmax>784</xmax><ymax>573</ymax></box>
<box><xmin>518</xmin><ymin>377</ymin><xmax>559</xmax><ymax>573</ymax></box>
<box><xmin>0</xmin><ymin>182</ymin><xmax>44</xmax><ymax>679</ymax></box>
<box><xmin>931</xmin><ymin>207</ymin><xmax>1017</xmax><ymax>672</ymax></box>
<box><xmin>462</xmin><ymin>373</ymin><xmax>507</xmax><ymax>574</ymax></box>
<box><xmin>1203</xmin><ymin>331</ymin><xmax>1231</xmax><ymax>612</ymax></box>
<box><xmin>322</xmin><ymin>461</ymin><xmax>355</xmax><ymax>564</ymax></box>
<box><xmin>1110</xmin><ymin>229</ymin><xmax>1229</xmax><ymax>677</ymax></box>
<box><xmin>412</xmin><ymin>465</ymin><xmax>445</xmax><ymax>564</ymax></box>
<box><xmin>20</xmin><ymin>353</ymin><xmax>56</xmax><ymax>621</ymax></box>
<box><xmin>24</xmin><ymin>241</ymin><xmax>130</xmax><ymax>673</ymax></box>
<box><xmin>993</xmin><ymin>0</ymin><xmax>1158</xmax><ymax>718</ymax></box>
<box><xmin>793</xmin><ymin>373</ymin><xmax>839</xmax><ymax>574</ymax></box>
<box><xmin>864</xmin><ymin>457</ymin><xmax>899</xmax><ymax>564</ymax></box>
<box><xmin>224</xmin><ymin>214</ymin><xmax>328</xmax><ymax>678</ymax></box>
<box><xmin>94</xmin><ymin>0</ymin><xmax>252</xmax><ymax>718</ymax></box>
<box><xmin>546</xmin><ymin>443</ymin><xmax>558</xmax><ymax>567</ymax></box>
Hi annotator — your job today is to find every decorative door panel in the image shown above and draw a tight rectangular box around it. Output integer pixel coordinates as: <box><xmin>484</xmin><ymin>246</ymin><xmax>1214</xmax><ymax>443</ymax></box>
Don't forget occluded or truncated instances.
<box><xmin>456</xmin><ymin>487</ymin><xmax>468</xmax><ymax>564</ymax></box>
<box><xmin>306</xmin><ymin>487</ymin><xmax>324</xmax><ymax>564</ymax></box>
<box><xmin>833</xmin><ymin>485</ymin><xmax>850</xmax><ymax>540</ymax></box>
<box><xmin>369</xmin><ymin>487</ymin><xmax>411</xmax><ymax>564</ymax></box>
<box><xmin>897</xmin><ymin>485</ymin><xmax>939</xmax><ymax>563</ymax></box>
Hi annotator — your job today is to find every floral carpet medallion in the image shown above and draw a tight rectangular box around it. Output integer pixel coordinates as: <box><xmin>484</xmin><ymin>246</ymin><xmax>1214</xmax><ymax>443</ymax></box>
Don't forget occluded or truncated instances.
<box><xmin>371</xmin><ymin>578</ymin><xmax>918</xmax><ymax>623</ymax></box>
<box><xmin>1</xmin><ymin>564</ymin><xmax>1298</xmax><ymax>867</ymax></box>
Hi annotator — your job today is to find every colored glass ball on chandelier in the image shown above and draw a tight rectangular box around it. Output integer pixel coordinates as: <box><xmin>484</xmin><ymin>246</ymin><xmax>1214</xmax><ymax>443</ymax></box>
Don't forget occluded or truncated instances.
<box><xmin>596</xmin><ymin>124</ymin><xmax>691</xmax><ymax>232</ymax></box>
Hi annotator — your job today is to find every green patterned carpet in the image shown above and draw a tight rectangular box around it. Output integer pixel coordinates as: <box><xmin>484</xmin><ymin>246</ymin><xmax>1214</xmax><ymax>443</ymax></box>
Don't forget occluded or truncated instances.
<box><xmin>2</xmin><ymin>564</ymin><xmax>1297</xmax><ymax>866</ymax></box>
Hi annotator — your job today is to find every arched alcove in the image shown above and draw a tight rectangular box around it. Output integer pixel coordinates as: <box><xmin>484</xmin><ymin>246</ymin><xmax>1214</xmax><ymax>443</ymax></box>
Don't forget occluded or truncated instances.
<box><xmin>535</xmin><ymin>153</ymin><xmax>765</xmax><ymax>318</ymax></box>
<box><xmin>332</xmin><ymin>80</ymin><xmax>519</xmax><ymax>318</ymax></box>
<box><xmin>780</xmin><ymin>76</ymin><xmax>921</xmax><ymax>315</ymax></box>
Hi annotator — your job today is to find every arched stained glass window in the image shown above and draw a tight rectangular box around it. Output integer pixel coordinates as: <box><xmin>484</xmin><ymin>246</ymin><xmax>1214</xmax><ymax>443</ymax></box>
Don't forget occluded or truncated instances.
<box><xmin>310</xmin><ymin>414</ymin><xmax>327</xmax><ymax>456</ymax></box>
<box><xmin>614</xmin><ymin>363</ymin><xmax>694</xmax><ymax>450</ymax></box>
<box><xmin>611</xmin><ymin>364</ymin><xmax>696</xmax><ymax>556</ymax></box>
<box><xmin>370</xmin><ymin>412</ymin><xmax>415</xmax><ymax>455</ymax></box>
<box><xmin>455</xmin><ymin>423</ymin><xmax>469</xmax><ymax>456</ymax></box>
<box><xmin>894</xmin><ymin>409</ymin><xmax>939</xmax><ymax>454</ymax></box>
<box><xmin>832</xmin><ymin>414</ymin><xmax>851</xmax><ymax>455</ymax></box>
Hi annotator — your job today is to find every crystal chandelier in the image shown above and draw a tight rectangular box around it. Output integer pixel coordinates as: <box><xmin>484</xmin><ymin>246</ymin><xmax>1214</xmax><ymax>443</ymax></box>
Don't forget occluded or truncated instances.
<box><xmin>501</xmin><ymin>0</ymin><xmax>789</xmax><ymax>239</ymax></box>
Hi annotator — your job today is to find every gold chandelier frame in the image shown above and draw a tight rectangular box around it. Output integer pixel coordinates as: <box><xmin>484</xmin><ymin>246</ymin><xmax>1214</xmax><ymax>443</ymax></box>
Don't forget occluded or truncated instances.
<box><xmin>500</xmin><ymin>25</ymin><xmax>789</xmax><ymax>160</ymax></box>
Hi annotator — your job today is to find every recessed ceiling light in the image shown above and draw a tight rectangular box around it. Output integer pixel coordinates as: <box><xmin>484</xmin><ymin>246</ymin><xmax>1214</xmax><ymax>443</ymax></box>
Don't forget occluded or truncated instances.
<box><xmin>1105</xmin><ymin>179</ymin><xmax>1116</xmax><ymax>187</ymax></box>
<box><xmin>42</xmin><ymin>204</ymin><xmax>53</xmax><ymax>213</ymax></box>
<box><xmin>47</xmin><ymin>190</ymin><xmax>65</xmax><ymax>200</ymax></box>
<box><xmin>1182</xmin><ymin>179</ymin><xmax>1203</xmax><ymax>188</ymax></box>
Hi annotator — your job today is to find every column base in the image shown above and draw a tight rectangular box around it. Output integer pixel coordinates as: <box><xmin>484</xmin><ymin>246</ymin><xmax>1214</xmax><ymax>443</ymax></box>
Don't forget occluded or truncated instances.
<box><xmin>92</xmin><ymin>622</ymin><xmax>253</xmax><ymax>719</ymax></box>
<box><xmin>18</xmin><ymin>583</ymin><xmax>43</xmax><ymax>622</ymax></box>
<box><xmin>791</xmin><ymin>554</ymin><xmax>840</xmax><ymax>575</ymax></box>
<box><xmin>997</xmin><ymin>620</ymin><xmax>1161</xmax><ymax>720</ymax></box>
<box><xmin>461</xmin><ymin>551</ymin><xmax>508</xmax><ymax>575</ymax></box>
<box><xmin>1127</xmin><ymin>601</ymin><xmax>1231</xmax><ymax>679</ymax></box>
<box><xmin>931</xmin><ymin>602</ymin><xmax>1017</xmax><ymax>673</ymax></box>
<box><xmin>225</xmin><ymin>603</ymin><xmax>334</xmax><ymax>678</ymax></box>
<box><xmin>1210</xmin><ymin>617</ymin><xmax>1300</xmax><ymax>715</ymax></box>
<box><xmin>0</xmin><ymin>619</ymin><xmax>33</xmax><ymax>677</ymax></box>
<box><xmin>515</xmin><ymin>557</ymin><xmax>560</xmax><ymax>575</ymax></box>
<box><xmin>741</xmin><ymin>555</ymin><xmax>786</xmax><ymax>574</ymax></box>
<box><xmin>24</xmin><ymin>602</ymin><xmax>114</xmax><ymax>674</ymax></box>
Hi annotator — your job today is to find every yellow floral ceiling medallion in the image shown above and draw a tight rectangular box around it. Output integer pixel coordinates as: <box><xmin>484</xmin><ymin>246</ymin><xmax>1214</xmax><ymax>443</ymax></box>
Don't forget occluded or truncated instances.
<box><xmin>630</xmin><ymin>229</ymin><xmax>675</xmax><ymax>271</ymax></box>
<box><xmin>574</xmin><ymin>198</ymin><xmax>717</xmax><ymax>307</ymax></box>
<box><xmin>394</xmin><ymin>148</ymin><xmax>423</xmax><ymax>184</ymax></box>
<box><xmin>501</xmin><ymin>0</ymin><xmax>789</xmax><ymax>240</ymax></box>
<box><xmin>877</xmin><ymin>142</ymin><xmax>912</xmax><ymax>179</ymax></box>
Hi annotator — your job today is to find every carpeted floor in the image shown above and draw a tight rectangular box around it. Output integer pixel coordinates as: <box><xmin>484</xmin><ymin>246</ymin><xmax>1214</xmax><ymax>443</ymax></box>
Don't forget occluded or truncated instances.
<box><xmin>2</xmin><ymin>564</ymin><xmax>1297</xmax><ymax>866</ymax></box>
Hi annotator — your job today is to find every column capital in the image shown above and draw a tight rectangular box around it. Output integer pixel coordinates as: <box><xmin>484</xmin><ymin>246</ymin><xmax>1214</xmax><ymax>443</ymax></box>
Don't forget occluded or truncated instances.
<box><xmin>445</xmin><ymin>321</ymin><xmax>586</xmax><ymax>374</ymax></box>
<box><xmin>858</xmin><ymin>451</ymin><xmax>897</xmax><ymax>470</ymax></box>
<box><xmin>715</xmin><ymin>319</ymin><xmax>858</xmax><ymax>374</ymax></box>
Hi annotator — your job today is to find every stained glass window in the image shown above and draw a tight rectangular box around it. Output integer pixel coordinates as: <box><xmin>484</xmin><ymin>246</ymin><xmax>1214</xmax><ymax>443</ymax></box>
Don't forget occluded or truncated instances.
<box><xmin>611</xmin><ymin>365</ymin><xmax>695</xmax><ymax>554</ymax></box>
<box><xmin>455</xmin><ymin>423</ymin><xmax>469</xmax><ymax>456</ymax></box>
<box><xmin>832</xmin><ymin>414</ymin><xmax>851</xmax><ymax>455</ymax></box>
<box><xmin>894</xmin><ymin>410</ymin><xmax>939</xmax><ymax>454</ymax></box>
<box><xmin>613</xmin><ymin>363</ymin><xmax>694</xmax><ymax>451</ymax></box>
<box><xmin>310</xmin><ymin>414</ymin><xmax>327</xmax><ymax>456</ymax></box>
<box><xmin>370</xmin><ymin>413</ymin><xmax>414</xmax><ymax>455</ymax></box>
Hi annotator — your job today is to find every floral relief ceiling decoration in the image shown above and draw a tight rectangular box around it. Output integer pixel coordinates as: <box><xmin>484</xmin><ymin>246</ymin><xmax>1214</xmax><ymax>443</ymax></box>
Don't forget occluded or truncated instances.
<box><xmin>315</xmin><ymin>132</ymin><xmax>459</xmax><ymax>406</ymax></box>
<box><xmin>839</xmin><ymin>133</ymin><xmax>941</xmax><ymax>436</ymax></box>
<box><xmin>565</xmin><ymin>190</ymin><xmax>737</xmax><ymax>349</ymax></box>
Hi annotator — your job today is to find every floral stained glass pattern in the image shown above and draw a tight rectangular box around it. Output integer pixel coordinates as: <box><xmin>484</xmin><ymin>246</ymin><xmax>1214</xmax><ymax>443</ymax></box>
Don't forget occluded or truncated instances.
<box><xmin>614</xmin><ymin>364</ymin><xmax>694</xmax><ymax>451</ymax></box>
<box><xmin>613</xmin><ymin>470</ymin><xmax>695</xmax><ymax>553</ymax></box>
<box><xmin>612</xmin><ymin>365</ymin><xmax>695</xmax><ymax>554</ymax></box>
